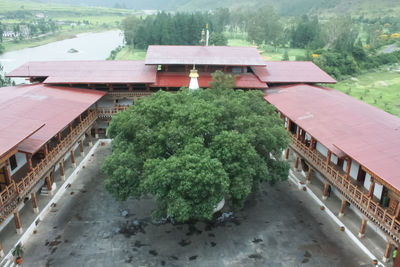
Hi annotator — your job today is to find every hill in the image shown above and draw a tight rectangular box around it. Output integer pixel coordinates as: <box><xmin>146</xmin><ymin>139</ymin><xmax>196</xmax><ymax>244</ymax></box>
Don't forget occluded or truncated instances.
<box><xmin>29</xmin><ymin>0</ymin><xmax>400</xmax><ymax>16</ymax></box>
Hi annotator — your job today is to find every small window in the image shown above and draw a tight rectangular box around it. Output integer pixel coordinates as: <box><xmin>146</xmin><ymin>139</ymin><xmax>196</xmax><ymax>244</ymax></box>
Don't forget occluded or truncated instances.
<box><xmin>9</xmin><ymin>155</ymin><xmax>17</xmax><ymax>171</ymax></box>
<box><xmin>232</xmin><ymin>67</ymin><xmax>242</xmax><ymax>74</ymax></box>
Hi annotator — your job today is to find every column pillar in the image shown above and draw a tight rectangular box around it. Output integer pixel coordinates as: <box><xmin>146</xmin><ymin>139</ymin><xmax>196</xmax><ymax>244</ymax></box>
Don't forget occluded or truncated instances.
<box><xmin>14</xmin><ymin>211</ymin><xmax>23</xmax><ymax>234</ymax></box>
<box><xmin>95</xmin><ymin>124</ymin><xmax>99</xmax><ymax>138</ymax></box>
<box><xmin>59</xmin><ymin>160</ymin><xmax>65</xmax><ymax>181</ymax></box>
<box><xmin>45</xmin><ymin>175</ymin><xmax>53</xmax><ymax>192</ymax></box>
<box><xmin>57</xmin><ymin>132</ymin><xmax>62</xmax><ymax>143</ymax></box>
<box><xmin>323</xmin><ymin>183</ymin><xmax>330</xmax><ymax>200</ymax></box>
<box><xmin>368</xmin><ymin>177</ymin><xmax>375</xmax><ymax>198</ymax></box>
<box><xmin>43</xmin><ymin>144</ymin><xmax>48</xmax><ymax>157</ymax></box>
<box><xmin>25</xmin><ymin>153</ymin><xmax>33</xmax><ymax>172</ymax></box>
<box><xmin>4</xmin><ymin>162</ymin><xmax>12</xmax><ymax>185</ymax></box>
<box><xmin>309</xmin><ymin>137</ymin><xmax>315</xmax><ymax>150</ymax></box>
<box><xmin>79</xmin><ymin>138</ymin><xmax>85</xmax><ymax>157</ymax></box>
<box><xmin>306</xmin><ymin>168</ymin><xmax>313</xmax><ymax>184</ymax></box>
<box><xmin>88</xmin><ymin>130</ymin><xmax>93</xmax><ymax>147</ymax></box>
<box><xmin>294</xmin><ymin>156</ymin><xmax>300</xmax><ymax>170</ymax></box>
<box><xmin>285</xmin><ymin>148</ymin><xmax>290</xmax><ymax>160</ymax></box>
<box><xmin>71</xmin><ymin>149</ymin><xmax>76</xmax><ymax>168</ymax></box>
<box><xmin>326</xmin><ymin>151</ymin><xmax>332</xmax><ymax>166</ymax></box>
<box><xmin>31</xmin><ymin>192</ymin><xmax>39</xmax><ymax>214</ymax></box>
<box><xmin>339</xmin><ymin>199</ymin><xmax>347</xmax><ymax>217</ymax></box>
<box><xmin>0</xmin><ymin>241</ymin><xmax>4</xmax><ymax>257</ymax></box>
<box><xmin>358</xmin><ymin>217</ymin><xmax>367</xmax><ymax>238</ymax></box>
<box><xmin>287</xmin><ymin>119</ymin><xmax>291</xmax><ymax>131</ymax></box>
<box><xmin>395</xmin><ymin>203</ymin><xmax>400</xmax><ymax>219</ymax></box>
<box><xmin>69</xmin><ymin>123</ymin><xmax>73</xmax><ymax>133</ymax></box>
<box><xmin>345</xmin><ymin>158</ymin><xmax>352</xmax><ymax>179</ymax></box>
<box><xmin>383</xmin><ymin>242</ymin><xmax>392</xmax><ymax>263</ymax></box>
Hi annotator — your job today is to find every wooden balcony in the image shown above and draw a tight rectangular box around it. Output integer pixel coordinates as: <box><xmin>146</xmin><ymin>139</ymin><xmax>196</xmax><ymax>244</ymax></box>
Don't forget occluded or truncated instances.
<box><xmin>0</xmin><ymin>110</ymin><xmax>98</xmax><ymax>224</ymax></box>
<box><xmin>98</xmin><ymin>106</ymin><xmax>129</xmax><ymax>119</ymax></box>
<box><xmin>108</xmin><ymin>91</ymin><xmax>152</xmax><ymax>99</ymax></box>
<box><xmin>290</xmin><ymin>135</ymin><xmax>400</xmax><ymax>243</ymax></box>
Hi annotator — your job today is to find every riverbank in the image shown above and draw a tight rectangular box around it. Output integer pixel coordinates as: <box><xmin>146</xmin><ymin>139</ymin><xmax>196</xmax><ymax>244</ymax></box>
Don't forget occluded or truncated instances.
<box><xmin>0</xmin><ymin>30</ymin><xmax>124</xmax><ymax>77</ymax></box>
<box><xmin>2</xmin><ymin>26</ymin><xmax>118</xmax><ymax>53</ymax></box>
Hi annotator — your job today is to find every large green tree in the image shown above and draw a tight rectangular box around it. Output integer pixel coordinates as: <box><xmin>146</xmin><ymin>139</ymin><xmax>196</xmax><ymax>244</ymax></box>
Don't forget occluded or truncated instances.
<box><xmin>102</xmin><ymin>72</ymin><xmax>290</xmax><ymax>222</ymax></box>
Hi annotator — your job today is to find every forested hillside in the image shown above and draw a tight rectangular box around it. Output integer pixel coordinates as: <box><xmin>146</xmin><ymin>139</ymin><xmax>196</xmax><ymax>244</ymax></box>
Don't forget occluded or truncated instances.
<box><xmin>31</xmin><ymin>0</ymin><xmax>399</xmax><ymax>16</ymax></box>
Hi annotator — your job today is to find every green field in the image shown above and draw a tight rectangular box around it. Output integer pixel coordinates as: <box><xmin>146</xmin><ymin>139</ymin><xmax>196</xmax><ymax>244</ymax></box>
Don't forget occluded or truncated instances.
<box><xmin>227</xmin><ymin>39</ymin><xmax>307</xmax><ymax>61</ymax></box>
<box><xmin>331</xmin><ymin>69</ymin><xmax>400</xmax><ymax>117</ymax></box>
<box><xmin>0</xmin><ymin>0</ymin><xmax>136</xmax><ymax>52</ymax></box>
<box><xmin>114</xmin><ymin>46</ymin><xmax>147</xmax><ymax>60</ymax></box>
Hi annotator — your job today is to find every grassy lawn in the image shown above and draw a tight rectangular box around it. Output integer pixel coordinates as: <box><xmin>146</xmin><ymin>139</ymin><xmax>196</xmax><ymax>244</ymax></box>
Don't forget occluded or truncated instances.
<box><xmin>331</xmin><ymin>70</ymin><xmax>400</xmax><ymax>117</ymax></box>
<box><xmin>114</xmin><ymin>46</ymin><xmax>147</xmax><ymax>60</ymax></box>
<box><xmin>260</xmin><ymin>46</ymin><xmax>307</xmax><ymax>61</ymax></box>
<box><xmin>226</xmin><ymin>39</ymin><xmax>308</xmax><ymax>61</ymax></box>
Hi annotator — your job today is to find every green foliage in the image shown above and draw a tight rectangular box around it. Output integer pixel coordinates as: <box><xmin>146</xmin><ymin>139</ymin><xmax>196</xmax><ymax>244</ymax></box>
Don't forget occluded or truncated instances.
<box><xmin>209</xmin><ymin>70</ymin><xmax>235</xmax><ymax>90</ymax></box>
<box><xmin>314</xmin><ymin>51</ymin><xmax>358</xmax><ymax>79</ymax></box>
<box><xmin>12</xmin><ymin>244</ymin><xmax>23</xmax><ymax>258</ymax></box>
<box><xmin>107</xmin><ymin>45</ymin><xmax>122</xmax><ymax>60</ymax></box>
<box><xmin>290</xmin><ymin>15</ymin><xmax>324</xmax><ymax>49</ymax></box>
<box><xmin>102</xmin><ymin>73</ymin><xmax>290</xmax><ymax>222</ymax></box>
<box><xmin>246</xmin><ymin>6</ymin><xmax>283</xmax><ymax>47</ymax></box>
<box><xmin>209</xmin><ymin>32</ymin><xmax>228</xmax><ymax>46</ymax></box>
<box><xmin>122</xmin><ymin>11</ymin><xmax>229</xmax><ymax>49</ymax></box>
<box><xmin>282</xmin><ymin>50</ymin><xmax>289</xmax><ymax>61</ymax></box>
<box><xmin>0</xmin><ymin>64</ymin><xmax>14</xmax><ymax>87</ymax></box>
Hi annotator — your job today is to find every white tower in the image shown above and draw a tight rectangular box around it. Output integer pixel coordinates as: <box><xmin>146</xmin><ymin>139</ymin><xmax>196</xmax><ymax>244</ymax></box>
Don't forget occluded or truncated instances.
<box><xmin>189</xmin><ymin>66</ymin><xmax>199</xmax><ymax>90</ymax></box>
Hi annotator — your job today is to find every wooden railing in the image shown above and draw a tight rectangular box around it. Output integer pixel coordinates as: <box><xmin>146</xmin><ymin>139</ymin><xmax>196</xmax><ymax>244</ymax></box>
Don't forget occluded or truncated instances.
<box><xmin>290</xmin><ymin>135</ymin><xmax>400</xmax><ymax>243</ymax></box>
<box><xmin>98</xmin><ymin>106</ymin><xmax>129</xmax><ymax>118</ymax></box>
<box><xmin>0</xmin><ymin>110</ymin><xmax>98</xmax><ymax>223</ymax></box>
<box><xmin>108</xmin><ymin>91</ymin><xmax>152</xmax><ymax>98</ymax></box>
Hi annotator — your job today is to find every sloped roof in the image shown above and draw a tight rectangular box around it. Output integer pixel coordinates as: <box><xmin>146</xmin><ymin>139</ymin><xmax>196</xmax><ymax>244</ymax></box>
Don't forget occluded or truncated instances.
<box><xmin>0</xmin><ymin>84</ymin><xmax>106</xmax><ymax>154</ymax></box>
<box><xmin>264</xmin><ymin>84</ymin><xmax>400</xmax><ymax>192</ymax></box>
<box><xmin>0</xmin><ymin>116</ymin><xmax>44</xmax><ymax>161</ymax></box>
<box><xmin>253</xmin><ymin>61</ymin><xmax>336</xmax><ymax>84</ymax></box>
<box><xmin>7</xmin><ymin>61</ymin><xmax>157</xmax><ymax>84</ymax></box>
<box><xmin>145</xmin><ymin>45</ymin><xmax>266</xmax><ymax>66</ymax></box>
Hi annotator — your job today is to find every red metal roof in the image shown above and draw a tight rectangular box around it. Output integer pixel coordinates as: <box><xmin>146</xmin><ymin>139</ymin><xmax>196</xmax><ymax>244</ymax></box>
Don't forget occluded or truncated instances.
<box><xmin>264</xmin><ymin>84</ymin><xmax>400</xmax><ymax>192</ymax></box>
<box><xmin>0</xmin><ymin>84</ymin><xmax>106</xmax><ymax>154</ymax></box>
<box><xmin>151</xmin><ymin>72</ymin><xmax>268</xmax><ymax>89</ymax></box>
<box><xmin>253</xmin><ymin>61</ymin><xmax>336</xmax><ymax>84</ymax></box>
<box><xmin>0</xmin><ymin>116</ymin><xmax>44</xmax><ymax>160</ymax></box>
<box><xmin>145</xmin><ymin>45</ymin><xmax>266</xmax><ymax>66</ymax></box>
<box><xmin>7</xmin><ymin>61</ymin><xmax>157</xmax><ymax>84</ymax></box>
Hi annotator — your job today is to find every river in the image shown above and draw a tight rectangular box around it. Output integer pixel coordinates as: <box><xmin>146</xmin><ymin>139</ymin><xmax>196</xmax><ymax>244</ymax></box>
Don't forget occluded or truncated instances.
<box><xmin>0</xmin><ymin>30</ymin><xmax>124</xmax><ymax>84</ymax></box>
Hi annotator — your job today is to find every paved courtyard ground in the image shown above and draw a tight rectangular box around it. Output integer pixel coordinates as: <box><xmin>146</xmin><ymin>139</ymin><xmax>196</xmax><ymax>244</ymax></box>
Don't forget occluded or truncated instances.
<box><xmin>22</xmin><ymin>143</ymin><xmax>372</xmax><ymax>266</ymax></box>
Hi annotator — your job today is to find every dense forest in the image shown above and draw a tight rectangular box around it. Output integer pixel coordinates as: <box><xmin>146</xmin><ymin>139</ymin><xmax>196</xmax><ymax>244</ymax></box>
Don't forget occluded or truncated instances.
<box><xmin>121</xmin><ymin>6</ymin><xmax>400</xmax><ymax>80</ymax></box>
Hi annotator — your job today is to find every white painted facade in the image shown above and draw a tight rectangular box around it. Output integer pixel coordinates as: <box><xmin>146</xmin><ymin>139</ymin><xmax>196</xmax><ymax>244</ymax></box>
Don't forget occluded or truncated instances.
<box><xmin>363</xmin><ymin>174</ymin><xmax>384</xmax><ymax>200</ymax></box>
<box><xmin>10</xmin><ymin>152</ymin><xmax>27</xmax><ymax>176</ymax></box>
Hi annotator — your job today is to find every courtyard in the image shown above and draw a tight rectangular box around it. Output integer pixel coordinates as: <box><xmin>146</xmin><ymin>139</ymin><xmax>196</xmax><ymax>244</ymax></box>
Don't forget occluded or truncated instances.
<box><xmin>21</xmin><ymin>143</ymin><xmax>371</xmax><ymax>267</ymax></box>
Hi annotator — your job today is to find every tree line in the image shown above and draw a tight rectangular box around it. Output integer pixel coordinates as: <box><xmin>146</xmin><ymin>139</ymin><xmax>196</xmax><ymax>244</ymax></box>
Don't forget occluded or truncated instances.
<box><xmin>123</xmin><ymin>11</ymin><xmax>228</xmax><ymax>49</ymax></box>
<box><xmin>122</xmin><ymin>6</ymin><xmax>400</xmax><ymax>79</ymax></box>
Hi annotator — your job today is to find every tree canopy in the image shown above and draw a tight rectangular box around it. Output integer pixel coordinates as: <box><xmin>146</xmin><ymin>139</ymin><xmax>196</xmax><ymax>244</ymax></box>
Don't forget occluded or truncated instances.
<box><xmin>122</xmin><ymin>11</ymin><xmax>229</xmax><ymax>49</ymax></box>
<box><xmin>102</xmin><ymin>72</ymin><xmax>290</xmax><ymax>222</ymax></box>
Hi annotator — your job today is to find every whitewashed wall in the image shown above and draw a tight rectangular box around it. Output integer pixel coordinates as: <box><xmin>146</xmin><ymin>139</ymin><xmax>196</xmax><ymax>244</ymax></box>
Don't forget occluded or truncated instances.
<box><xmin>10</xmin><ymin>152</ymin><xmax>27</xmax><ymax>176</ymax></box>
<box><xmin>363</xmin><ymin>173</ymin><xmax>383</xmax><ymax>200</ymax></box>
<box><xmin>316</xmin><ymin>142</ymin><xmax>328</xmax><ymax>157</ymax></box>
